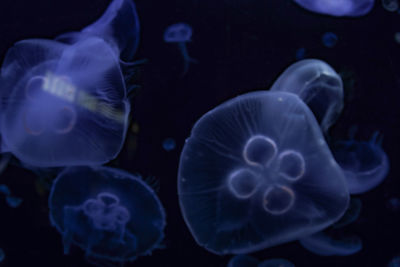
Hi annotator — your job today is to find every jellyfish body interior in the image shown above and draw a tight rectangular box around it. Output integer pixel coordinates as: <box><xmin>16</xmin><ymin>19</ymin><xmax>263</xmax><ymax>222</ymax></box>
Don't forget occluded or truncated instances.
<box><xmin>0</xmin><ymin>36</ymin><xmax>129</xmax><ymax>167</ymax></box>
<box><xmin>270</xmin><ymin>59</ymin><xmax>343</xmax><ymax>133</ymax></box>
<box><xmin>163</xmin><ymin>23</ymin><xmax>197</xmax><ymax>75</ymax></box>
<box><xmin>49</xmin><ymin>166</ymin><xmax>166</xmax><ymax>263</ymax></box>
<box><xmin>292</xmin><ymin>0</ymin><xmax>375</xmax><ymax>17</ymax></box>
<box><xmin>332</xmin><ymin>132</ymin><xmax>389</xmax><ymax>194</ymax></box>
<box><xmin>178</xmin><ymin>91</ymin><xmax>349</xmax><ymax>254</ymax></box>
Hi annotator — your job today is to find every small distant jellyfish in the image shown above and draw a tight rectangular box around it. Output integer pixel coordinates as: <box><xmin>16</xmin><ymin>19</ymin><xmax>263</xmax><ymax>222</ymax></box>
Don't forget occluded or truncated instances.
<box><xmin>0</xmin><ymin>248</ymin><xmax>4</xmax><ymax>262</ymax></box>
<box><xmin>382</xmin><ymin>0</ymin><xmax>399</xmax><ymax>11</ymax></box>
<box><xmin>270</xmin><ymin>59</ymin><xmax>343</xmax><ymax>133</ymax></box>
<box><xmin>332</xmin><ymin>131</ymin><xmax>390</xmax><ymax>194</ymax></box>
<box><xmin>322</xmin><ymin>32</ymin><xmax>338</xmax><ymax>48</ymax></box>
<box><xmin>293</xmin><ymin>0</ymin><xmax>375</xmax><ymax>17</ymax></box>
<box><xmin>163</xmin><ymin>138</ymin><xmax>176</xmax><ymax>151</ymax></box>
<box><xmin>295</xmin><ymin>48</ymin><xmax>306</xmax><ymax>60</ymax></box>
<box><xmin>164</xmin><ymin>23</ymin><xmax>197</xmax><ymax>75</ymax></box>
<box><xmin>227</xmin><ymin>255</ymin><xmax>259</xmax><ymax>267</ymax></box>
<box><xmin>0</xmin><ymin>184</ymin><xmax>11</xmax><ymax>196</ymax></box>
<box><xmin>6</xmin><ymin>196</ymin><xmax>23</xmax><ymax>208</ymax></box>
<box><xmin>0</xmin><ymin>37</ymin><xmax>130</xmax><ymax>167</ymax></box>
<box><xmin>394</xmin><ymin>32</ymin><xmax>400</xmax><ymax>44</ymax></box>
<box><xmin>299</xmin><ymin>231</ymin><xmax>362</xmax><ymax>256</ymax></box>
<box><xmin>387</xmin><ymin>197</ymin><xmax>400</xmax><ymax>212</ymax></box>
<box><xmin>178</xmin><ymin>91</ymin><xmax>349</xmax><ymax>254</ymax></box>
<box><xmin>258</xmin><ymin>258</ymin><xmax>295</xmax><ymax>267</ymax></box>
<box><xmin>49</xmin><ymin>166</ymin><xmax>166</xmax><ymax>264</ymax></box>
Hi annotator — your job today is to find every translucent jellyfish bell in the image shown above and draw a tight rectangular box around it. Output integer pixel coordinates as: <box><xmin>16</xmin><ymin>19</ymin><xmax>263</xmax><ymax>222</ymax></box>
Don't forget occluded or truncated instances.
<box><xmin>292</xmin><ymin>0</ymin><xmax>375</xmax><ymax>17</ymax></box>
<box><xmin>332</xmin><ymin>132</ymin><xmax>390</xmax><ymax>194</ymax></box>
<box><xmin>49</xmin><ymin>166</ymin><xmax>166</xmax><ymax>264</ymax></box>
<box><xmin>271</xmin><ymin>59</ymin><xmax>343</xmax><ymax>133</ymax></box>
<box><xmin>178</xmin><ymin>91</ymin><xmax>349</xmax><ymax>255</ymax></box>
<box><xmin>163</xmin><ymin>23</ymin><xmax>197</xmax><ymax>75</ymax></box>
<box><xmin>56</xmin><ymin>0</ymin><xmax>140</xmax><ymax>62</ymax></box>
<box><xmin>0</xmin><ymin>37</ymin><xmax>130</xmax><ymax>167</ymax></box>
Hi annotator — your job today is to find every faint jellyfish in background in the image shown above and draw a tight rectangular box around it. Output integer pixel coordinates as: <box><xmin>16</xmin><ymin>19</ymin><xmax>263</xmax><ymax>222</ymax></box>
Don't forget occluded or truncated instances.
<box><xmin>163</xmin><ymin>138</ymin><xmax>176</xmax><ymax>151</ymax></box>
<box><xmin>270</xmin><ymin>59</ymin><xmax>343</xmax><ymax>134</ymax></box>
<box><xmin>388</xmin><ymin>256</ymin><xmax>400</xmax><ymax>267</ymax></box>
<box><xmin>299</xmin><ymin>230</ymin><xmax>362</xmax><ymax>256</ymax></box>
<box><xmin>394</xmin><ymin>32</ymin><xmax>400</xmax><ymax>44</ymax></box>
<box><xmin>332</xmin><ymin>131</ymin><xmax>389</xmax><ymax>194</ymax></box>
<box><xmin>0</xmin><ymin>248</ymin><xmax>4</xmax><ymax>262</ymax></box>
<box><xmin>258</xmin><ymin>258</ymin><xmax>295</xmax><ymax>267</ymax></box>
<box><xmin>332</xmin><ymin>198</ymin><xmax>362</xmax><ymax>228</ymax></box>
<box><xmin>0</xmin><ymin>37</ymin><xmax>130</xmax><ymax>167</ymax></box>
<box><xmin>0</xmin><ymin>184</ymin><xmax>11</xmax><ymax>196</ymax></box>
<box><xmin>322</xmin><ymin>32</ymin><xmax>338</xmax><ymax>48</ymax></box>
<box><xmin>295</xmin><ymin>47</ymin><xmax>306</xmax><ymax>60</ymax></box>
<box><xmin>6</xmin><ymin>196</ymin><xmax>23</xmax><ymax>208</ymax></box>
<box><xmin>56</xmin><ymin>0</ymin><xmax>140</xmax><ymax>62</ymax></box>
<box><xmin>387</xmin><ymin>197</ymin><xmax>400</xmax><ymax>212</ymax></box>
<box><xmin>292</xmin><ymin>0</ymin><xmax>375</xmax><ymax>17</ymax></box>
<box><xmin>382</xmin><ymin>0</ymin><xmax>399</xmax><ymax>12</ymax></box>
<box><xmin>228</xmin><ymin>254</ymin><xmax>259</xmax><ymax>267</ymax></box>
<box><xmin>49</xmin><ymin>166</ymin><xmax>166</xmax><ymax>264</ymax></box>
<box><xmin>178</xmin><ymin>91</ymin><xmax>349</xmax><ymax>254</ymax></box>
<box><xmin>164</xmin><ymin>23</ymin><xmax>197</xmax><ymax>75</ymax></box>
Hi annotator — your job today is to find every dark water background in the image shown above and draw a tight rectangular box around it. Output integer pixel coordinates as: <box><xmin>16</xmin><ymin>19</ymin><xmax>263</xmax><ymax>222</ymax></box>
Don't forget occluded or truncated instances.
<box><xmin>0</xmin><ymin>0</ymin><xmax>399</xmax><ymax>266</ymax></box>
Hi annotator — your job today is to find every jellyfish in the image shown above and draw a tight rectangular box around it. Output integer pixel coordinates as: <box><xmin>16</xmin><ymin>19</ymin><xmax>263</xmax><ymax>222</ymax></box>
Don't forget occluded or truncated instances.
<box><xmin>0</xmin><ymin>36</ymin><xmax>130</xmax><ymax>167</ymax></box>
<box><xmin>178</xmin><ymin>91</ymin><xmax>349</xmax><ymax>255</ymax></box>
<box><xmin>299</xmin><ymin>230</ymin><xmax>362</xmax><ymax>256</ymax></box>
<box><xmin>49</xmin><ymin>166</ymin><xmax>166</xmax><ymax>264</ymax></box>
<box><xmin>295</xmin><ymin>48</ymin><xmax>306</xmax><ymax>60</ymax></box>
<box><xmin>332</xmin><ymin>198</ymin><xmax>362</xmax><ymax>228</ymax></box>
<box><xmin>258</xmin><ymin>258</ymin><xmax>295</xmax><ymax>267</ymax></box>
<box><xmin>0</xmin><ymin>248</ymin><xmax>4</xmax><ymax>262</ymax></box>
<box><xmin>292</xmin><ymin>0</ymin><xmax>375</xmax><ymax>17</ymax></box>
<box><xmin>388</xmin><ymin>256</ymin><xmax>400</xmax><ymax>267</ymax></box>
<box><xmin>382</xmin><ymin>0</ymin><xmax>399</xmax><ymax>12</ymax></box>
<box><xmin>6</xmin><ymin>196</ymin><xmax>23</xmax><ymax>208</ymax></box>
<box><xmin>56</xmin><ymin>0</ymin><xmax>140</xmax><ymax>62</ymax></box>
<box><xmin>332</xmin><ymin>131</ymin><xmax>389</xmax><ymax>194</ymax></box>
<box><xmin>163</xmin><ymin>138</ymin><xmax>176</xmax><ymax>151</ymax></box>
<box><xmin>270</xmin><ymin>59</ymin><xmax>343</xmax><ymax>133</ymax></box>
<box><xmin>322</xmin><ymin>32</ymin><xmax>338</xmax><ymax>48</ymax></box>
<box><xmin>163</xmin><ymin>23</ymin><xmax>197</xmax><ymax>75</ymax></box>
<box><xmin>227</xmin><ymin>255</ymin><xmax>259</xmax><ymax>267</ymax></box>
<box><xmin>0</xmin><ymin>184</ymin><xmax>11</xmax><ymax>196</ymax></box>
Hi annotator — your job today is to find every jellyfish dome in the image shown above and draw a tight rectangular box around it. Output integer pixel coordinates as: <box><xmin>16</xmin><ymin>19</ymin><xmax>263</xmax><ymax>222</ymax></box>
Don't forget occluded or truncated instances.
<box><xmin>292</xmin><ymin>0</ymin><xmax>375</xmax><ymax>17</ymax></box>
<box><xmin>332</xmin><ymin>133</ymin><xmax>390</xmax><ymax>194</ymax></box>
<box><xmin>0</xmin><ymin>37</ymin><xmax>130</xmax><ymax>167</ymax></box>
<box><xmin>271</xmin><ymin>59</ymin><xmax>343</xmax><ymax>133</ymax></box>
<box><xmin>49</xmin><ymin>166</ymin><xmax>166</xmax><ymax>263</ymax></box>
<box><xmin>178</xmin><ymin>91</ymin><xmax>349</xmax><ymax>255</ymax></box>
<box><xmin>57</xmin><ymin>0</ymin><xmax>140</xmax><ymax>62</ymax></box>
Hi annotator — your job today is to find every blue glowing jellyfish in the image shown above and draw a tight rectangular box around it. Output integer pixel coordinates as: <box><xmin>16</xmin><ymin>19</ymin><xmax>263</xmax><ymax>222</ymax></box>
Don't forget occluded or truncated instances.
<box><xmin>293</xmin><ymin>0</ymin><xmax>375</xmax><ymax>17</ymax></box>
<box><xmin>271</xmin><ymin>59</ymin><xmax>343</xmax><ymax>133</ymax></box>
<box><xmin>178</xmin><ymin>91</ymin><xmax>349</xmax><ymax>254</ymax></box>
<box><xmin>382</xmin><ymin>0</ymin><xmax>399</xmax><ymax>12</ymax></box>
<box><xmin>164</xmin><ymin>23</ymin><xmax>197</xmax><ymax>75</ymax></box>
<box><xmin>228</xmin><ymin>255</ymin><xmax>259</xmax><ymax>267</ymax></box>
<box><xmin>295</xmin><ymin>48</ymin><xmax>306</xmax><ymax>60</ymax></box>
<box><xmin>299</xmin><ymin>230</ymin><xmax>362</xmax><ymax>256</ymax></box>
<box><xmin>322</xmin><ymin>32</ymin><xmax>338</xmax><ymax>48</ymax></box>
<box><xmin>0</xmin><ymin>184</ymin><xmax>11</xmax><ymax>196</ymax></box>
<box><xmin>49</xmin><ymin>166</ymin><xmax>166</xmax><ymax>264</ymax></box>
<box><xmin>0</xmin><ymin>37</ymin><xmax>130</xmax><ymax>167</ymax></box>
<box><xmin>333</xmin><ymin>198</ymin><xmax>362</xmax><ymax>228</ymax></box>
<box><xmin>332</xmin><ymin>131</ymin><xmax>389</xmax><ymax>194</ymax></box>
<box><xmin>56</xmin><ymin>0</ymin><xmax>140</xmax><ymax>62</ymax></box>
<box><xmin>258</xmin><ymin>258</ymin><xmax>295</xmax><ymax>267</ymax></box>
<box><xmin>163</xmin><ymin>138</ymin><xmax>176</xmax><ymax>151</ymax></box>
<box><xmin>0</xmin><ymin>248</ymin><xmax>4</xmax><ymax>262</ymax></box>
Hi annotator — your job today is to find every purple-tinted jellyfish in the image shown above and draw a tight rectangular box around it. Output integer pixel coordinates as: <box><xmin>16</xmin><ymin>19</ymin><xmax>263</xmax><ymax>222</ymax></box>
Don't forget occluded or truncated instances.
<box><xmin>228</xmin><ymin>255</ymin><xmax>259</xmax><ymax>267</ymax></box>
<box><xmin>178</xmin><ymin>91</ymin><xmax>349</xmax><ymax>255</ymax></box>
<box><xmin>49</xmin><ymin>166</ymin><xmax>166</xmax><ymax>264</ymax></box>
<box><xmin>332</xmin><ymin>132</ymin><xmax>389</xmax><ymax>194</ymax></box>
<box><xmin>270</xmin><ymin>59</ymin><xmax>343</xmax><ymax>134</ymax></box>
<box><xmin>299</xmin><ymin>230</ymin><xmax>362</xmax><ymax>256</ymax></box>
<box><xmin>56</xmin><ymin>0</ymin><xmax>140</xmax><ymax>62</ymax></box>
<box><xmin>0</xmin><ymin>37</ymin><xmax>130</xmax><ymax>167</ymax></box>
<box><xmin>292</xmin><ymin>0</ymin><xmax>375</xmax><ymax>17</ymax></box>
<box><xmin>163</xmin><ymin>23</ymin><xmax>197</xmax><ymax>75</ymax></box>
<box><xmin>258</xmin><ymin>258</ymin><xmax>295</xmax><ymax>267</ymax></box>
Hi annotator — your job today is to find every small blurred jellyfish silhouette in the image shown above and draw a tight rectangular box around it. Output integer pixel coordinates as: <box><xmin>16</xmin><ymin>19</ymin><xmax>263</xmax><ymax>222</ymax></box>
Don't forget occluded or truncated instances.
<box><xmin>382</xmin><ymin>0</ymin><xmax>399</xmax><ymax>12</ymax></box>
<box><xmin>163</xmin><ymin>137</ymin><xmax>176</xmax><ymax>151</ymax></box>
<box><xmin>258</xmin><ymin>258</ymin><xmax>295</xmax><ymax>267</ymax></box>
<box><xmin>332</xmin><ymin>131</ymin><xmax>389</xmax><ymax>194</ymax></box>
<box><xmin>322</xmin><ymin>32</ymin><xmax>338</xmax><ymax>48</ymax></box>
<box><xmin>293</xmin><ymin>0</ymin><xmax>375</xmax><ymax>17</ymax></box>
<box><xmin>49</xmin><ymin>166</ymin><xmax>166</xmax><ymax>264</ymax></box>
<box><xmin>164</xmin><ymin>23</ymin><xmax>197</xmax><ymax>75</ymax></box>
<box><xmin>56</xmin><ymin>0</ymin><xmax>140</xmax><ymax>62</ymax></box>
<box><xmin>271</xmin><ymin>59</ymin><xmax>343</xmax><ymax>134</ymax></box>
<box><xmin>178</xmin><ymin>91</ymin><xmax>349</xmax><ymax>254</ymax></box>
<box><xmin>228</xmin><ymin>254</ymin><xmax>259</xmax><ymax>267</ymax></box>
<box><xmin>299</xmin><ymin>230</ymin><xmax>362</xmax><ymax>256</ymax></box>
<box><xmin>0</xmin><ymin>37</ymin><xmax>130</xmax><ymax>167</ymax></box>
<box><xmin>0</xmin><ymin>248</ymin><xmax>4</xmax><ymax>262</ymax></box>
